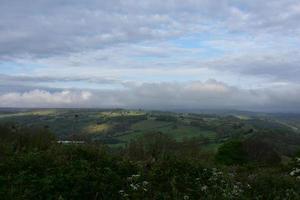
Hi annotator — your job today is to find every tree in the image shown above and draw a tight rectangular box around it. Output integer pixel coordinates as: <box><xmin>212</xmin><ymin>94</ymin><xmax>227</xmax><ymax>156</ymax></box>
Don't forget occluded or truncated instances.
<box><xmin>215</xmin><ymin>140</ymin><xmax>248</xmax><ymax>165</ymax></box>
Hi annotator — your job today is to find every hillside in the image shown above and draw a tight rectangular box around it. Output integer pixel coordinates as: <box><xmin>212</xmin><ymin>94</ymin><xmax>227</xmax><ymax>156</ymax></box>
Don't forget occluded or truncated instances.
<box><xmin>1</xmin><ymin>111</ymin><xmax>300</xmax><ymax>199</ymax></box>
<box><xmin>0</xmin><ymin>108</ymin><xmax>299</xmax><ymax>156</ymax></box>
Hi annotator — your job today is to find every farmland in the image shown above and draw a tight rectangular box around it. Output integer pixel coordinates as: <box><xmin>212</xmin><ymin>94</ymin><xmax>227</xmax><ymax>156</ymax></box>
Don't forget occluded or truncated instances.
<box><xmin>0</xmin><ymin>108</ymin><xmax>299</xmax><ymax>153</ymax></box>
<box><xmin>1</xmin><ymin>108</ymin><xmax>300</xmax><ymax>199</ymax></box>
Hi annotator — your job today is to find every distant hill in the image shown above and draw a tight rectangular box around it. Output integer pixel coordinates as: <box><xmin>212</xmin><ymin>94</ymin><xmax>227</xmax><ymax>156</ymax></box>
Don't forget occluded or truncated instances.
<box><xmin>0</xmin><ymin>108</ymin><xmax>299</xmax><ymax>157</ymax></box>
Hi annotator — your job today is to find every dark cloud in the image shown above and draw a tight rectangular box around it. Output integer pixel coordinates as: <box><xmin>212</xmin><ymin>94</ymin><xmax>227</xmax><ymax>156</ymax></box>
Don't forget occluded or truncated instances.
<box><xmin>0</xmin><ymin>74</ymin><xmax>122</xmax><ymax>85</ymax></box>
<box><xmin>1</xmin><ymin>80</ymin><xmax>300</xmax><ymax>112</ymax></box>
<box><xmin>206</xmin><ymin>50</ymin><xmax>300</xmax><ymax>83</ymax></box>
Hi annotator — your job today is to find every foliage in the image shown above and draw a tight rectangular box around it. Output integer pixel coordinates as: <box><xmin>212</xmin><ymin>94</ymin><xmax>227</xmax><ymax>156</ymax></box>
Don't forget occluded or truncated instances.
<box><xmin>215</xmin><ymin>140</ymin><xmax>248</xmax><ymax>165</ymax></box>
<box><xmin>1</xmin><ymin>109</ymin><xmax>300</xmax><ymax>199</ymax></box>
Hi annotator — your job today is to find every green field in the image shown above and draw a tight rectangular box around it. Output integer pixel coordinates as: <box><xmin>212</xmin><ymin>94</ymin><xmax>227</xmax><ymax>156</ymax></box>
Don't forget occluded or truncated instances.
<box><xmin>2</xmin><ymin>108</ymin><xmax>300</xmax><ymax>199</ymax></box>
<box><xmin>0</xmin><ymin>108</ymin><xmax>299</xmax><ymax>154</ymax></box>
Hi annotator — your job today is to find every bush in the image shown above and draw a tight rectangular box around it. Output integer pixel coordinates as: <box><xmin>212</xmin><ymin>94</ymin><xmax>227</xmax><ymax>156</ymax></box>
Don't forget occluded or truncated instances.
<box><xmin>242</xmin><ymin>138</ymin><xmax>281</xmax><ymax>165</ymax></box>
<box><xmin>215</xmin><ymin>140</ymin><xmax>248</xmax><ymax>165</ymax></box>
<box><xmin>1</xmin><ymin>124</ymin><xmax>299</xmax><ymax>199</ymax></box>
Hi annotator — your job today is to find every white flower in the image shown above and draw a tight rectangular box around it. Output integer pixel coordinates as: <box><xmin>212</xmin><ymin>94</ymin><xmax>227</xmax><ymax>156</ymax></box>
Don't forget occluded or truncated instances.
<box><xmin>290</xmin><ymin>168</ymin><xmax>300</xmax><ymax>176</ymax></box>
<box><xmin>290</xmin><ymin>171</ymin><xmax>295</xmax><ymax>176</ymax></box>
<box><xmin>132</xmin><ymin>174</ymin><xmax>140</xmax><ymax>178</ymax></box>
<box><xmin>130</xmin><ymin>183</ymin><xmax>138</xmax><ymax>190</ymax></box>
<box><xmin>143</xmin><ymin>181</ymin><xmax>149</xmax><ymax>186</ymax></box>
<box><xmin>183</xmin><ymin>195</ymin><xmax>190</xmax><ymax>200</ymax></box>
<box><xmin>201</xmin><ymin>185</ymin><xmax>208</xmax><ymax>192</ymax></box>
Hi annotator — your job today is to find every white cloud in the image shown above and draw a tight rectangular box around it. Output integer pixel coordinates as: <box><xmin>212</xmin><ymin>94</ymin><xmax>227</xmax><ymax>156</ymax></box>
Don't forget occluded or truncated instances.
<box><xmin>1</xmin><ymin>81</ymin><xmax>300</xmax><ymax>112</ymax></box>
<box><xmin>1</xmin><ymin>0</ymin><xmax>300</xmax><ymax>58</ymax></box>
<box><xmin>0</xmin><ymin>90</ymin><xmax>92</xmax><ymax>108</ymax></box>
<box><xmin>1</xmin><ymin>0</ymin><xmax>300</xmax><ymax>112</ymax></box>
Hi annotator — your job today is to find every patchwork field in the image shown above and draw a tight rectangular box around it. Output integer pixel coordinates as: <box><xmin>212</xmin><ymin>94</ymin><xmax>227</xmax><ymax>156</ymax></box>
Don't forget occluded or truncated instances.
<box><xmin>0</xmin><ymin>108</ymin><xmax>299</xmax><ymax>152</ymax></box>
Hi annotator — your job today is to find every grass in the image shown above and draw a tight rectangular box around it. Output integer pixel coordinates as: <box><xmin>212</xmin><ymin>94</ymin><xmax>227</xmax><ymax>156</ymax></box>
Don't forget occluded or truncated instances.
<box><xmin>5</xmin><ymin>109</ymin><xmax>295</xmax><ymax>153</ymax></box>
<box><xmin>131</xmin><ymin>120</ymin><xmax>171</xmax><ymax>131</ymax></box>
<box><xmin>117</xmin><ymin>131</ymin><xmax>145</xmax><ymax>142</ymax></box>
<box><xmin>116</xmin><ymin>120</ymin><xmax>172</xmax><ymax>142</ymax></box>
<box><xmin>83</xmin><ymin>123</ymin><xmax>111</xmax><ymax>135</ymax></box>
<box><xmin>235</xmin><ymin>115</ymin><xmax>251</xmax><ymax>120</ymax></box>
<box><xmin>100</xmin><ymin>110</ymin><xmax>145</xmax><ymax>117</ymax></box>
<box><xmin>116</xmin><ymin>120</ymin><xmax>217</xmax><ymax>143</ymax></box>
<box><xmin>0</xmin><ymin>110</ymin><xmax>219</xmax><ymax>147</ymax></box>
<box><xmin>202</xmin><ymin>143</ymin><xmax>221</xmax><ymax>152</ymax></box>
<box><xmin>158</xmin><ymin>125</ymin><xmax>216</xmax><ymax>141</ymax></box>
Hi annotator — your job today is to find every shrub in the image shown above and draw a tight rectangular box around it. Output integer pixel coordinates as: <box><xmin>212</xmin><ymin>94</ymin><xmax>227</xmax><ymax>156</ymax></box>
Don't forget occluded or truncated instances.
<box><xmin>215</xmin><ymin>140</ymin><xmax>248</xmax><ymax>165</ymax></box>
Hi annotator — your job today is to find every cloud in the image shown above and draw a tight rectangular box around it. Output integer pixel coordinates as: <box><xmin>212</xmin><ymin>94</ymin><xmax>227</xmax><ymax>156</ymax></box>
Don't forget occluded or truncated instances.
<box><xmin>1</xmin><ymin>0</ymin><xmax>300</xmax><ymax>59</ymax></box>
<box><xmin>0</xmin><ymin>74</ymin><xmax>122</xmax><ymax>85</ymax></box>
<box><xmin>204</xmin><ymin>48</ymin><xmax>300</xmax><ymax>83</ymax></box>
<box><xmin>0</xmin><ymin>90</ymin><xmax>92</xmax><ymax>108</ymax></box>
<box><xmin>1</xmin><ymin>0</ymin><xmax>300</xmax><ymax>112</ymax></box>
<box><xmin>1</xmin><ymin>80</ymin><xmax>300</xmax><ymax>112</ymax></box>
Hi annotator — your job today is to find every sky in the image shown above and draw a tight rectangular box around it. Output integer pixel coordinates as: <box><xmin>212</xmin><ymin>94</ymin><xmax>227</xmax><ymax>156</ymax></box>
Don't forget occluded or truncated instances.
<box><xmin>1</xmin><ymin>0</ymin><xmax>300</xmax><ymax>112</ymax></box>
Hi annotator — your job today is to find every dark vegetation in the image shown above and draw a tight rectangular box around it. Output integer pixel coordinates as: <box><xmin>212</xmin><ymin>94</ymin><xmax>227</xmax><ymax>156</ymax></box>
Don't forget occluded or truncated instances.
<box><xmin>0</xmin><ymin>109</ymin><xmax>300</xmax><ymax>199</ymax></box>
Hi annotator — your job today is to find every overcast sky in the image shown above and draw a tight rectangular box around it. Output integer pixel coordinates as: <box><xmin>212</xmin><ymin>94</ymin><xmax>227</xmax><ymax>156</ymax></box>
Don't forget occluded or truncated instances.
<box><xmin>1</xmin><ymin>0</ymin><xmax>300</xmax><ymax>112</ymax></box>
